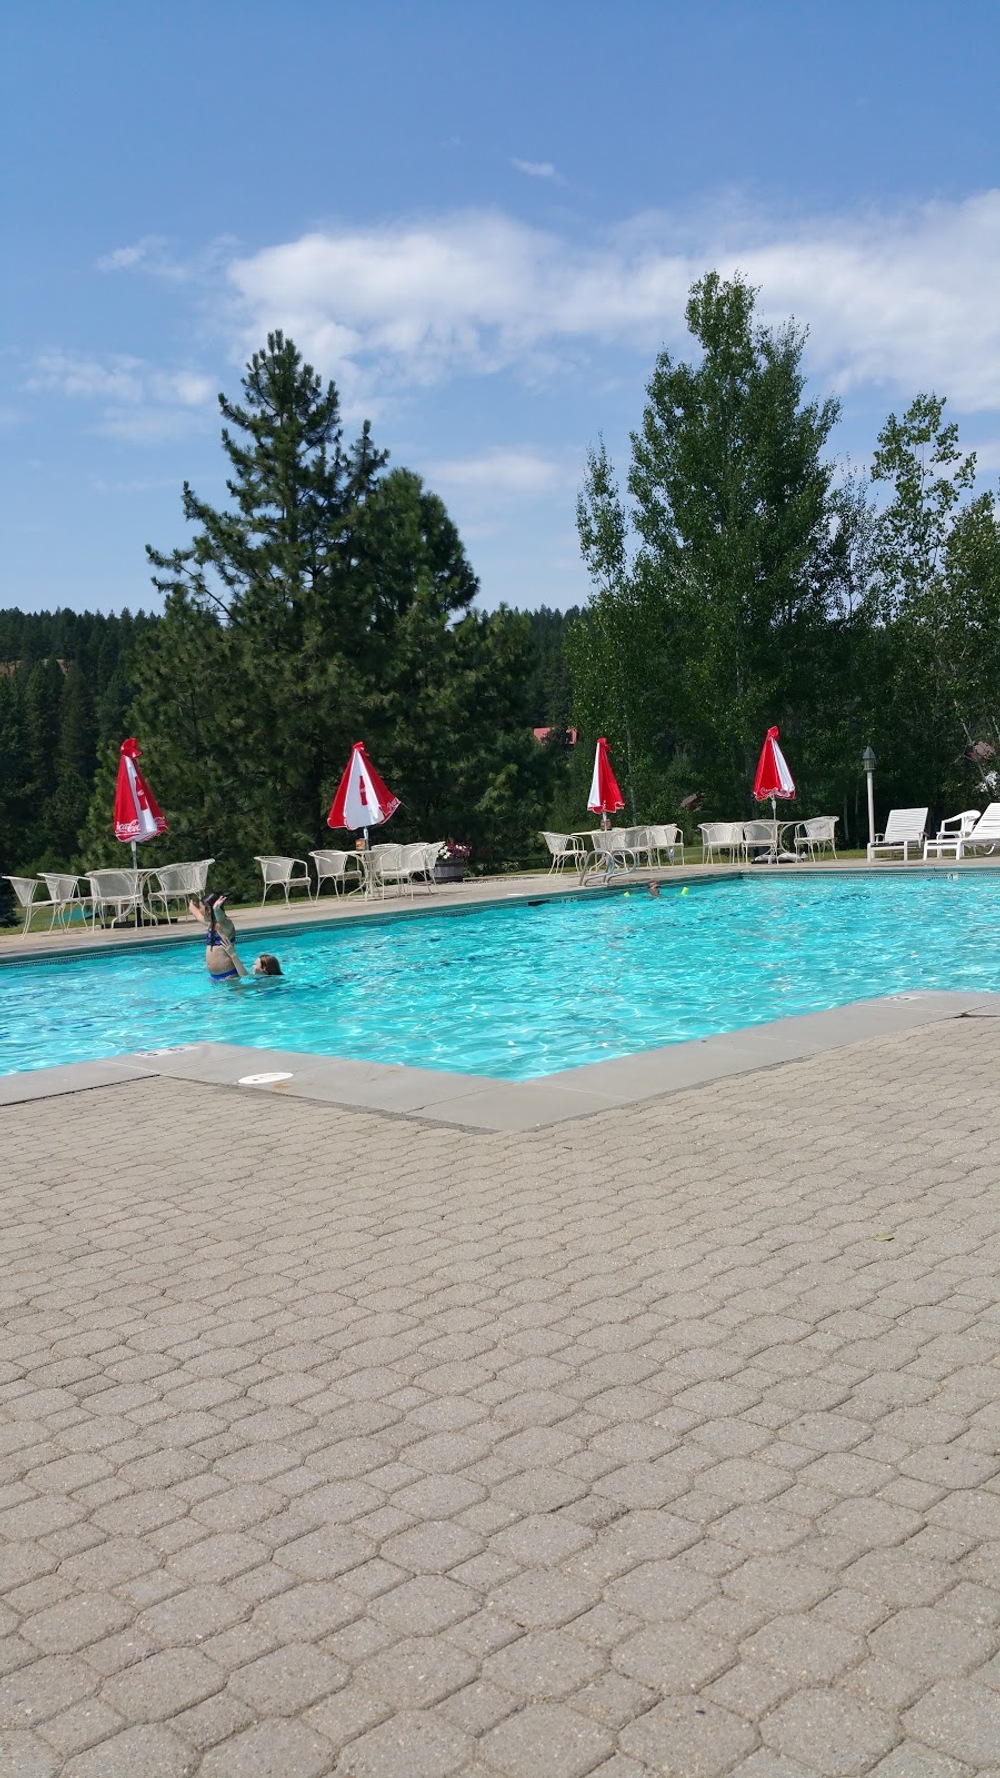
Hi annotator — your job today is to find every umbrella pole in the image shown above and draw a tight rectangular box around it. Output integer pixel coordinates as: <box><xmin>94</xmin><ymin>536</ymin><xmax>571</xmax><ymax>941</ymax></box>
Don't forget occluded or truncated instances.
<box><xmin>770</xmin><ymin>796</ymin><xmax>778</xmax><ymax>862</ymax></box>
<box><xmin>131</xmin><ymin>838</ymin><xmax>140</xmax><ymax>926</ymax></box>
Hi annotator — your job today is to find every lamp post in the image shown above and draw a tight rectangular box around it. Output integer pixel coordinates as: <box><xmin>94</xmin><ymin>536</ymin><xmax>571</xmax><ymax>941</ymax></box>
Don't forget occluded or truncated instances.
<box><xmin>862</xmin><ymin>746</ymin><xmax>876</xmax><ymax>855</ymax></box>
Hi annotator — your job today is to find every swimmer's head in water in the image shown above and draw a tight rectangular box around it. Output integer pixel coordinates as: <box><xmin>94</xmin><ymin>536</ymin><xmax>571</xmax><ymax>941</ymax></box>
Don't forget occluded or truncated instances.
<box><xmin>253</xmin><ymin>954</ymin><xmax>282</xmax><ymax>976</ymax></box>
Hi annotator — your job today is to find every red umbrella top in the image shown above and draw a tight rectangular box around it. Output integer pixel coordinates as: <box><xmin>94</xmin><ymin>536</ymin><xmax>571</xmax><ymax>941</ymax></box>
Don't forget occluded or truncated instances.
<box><xmin>753</xmin><ymin>727</ymin><xmax>796</xmax><ymax>803</ymax></box>
<box><xmin>587</xmin><ymin>736</ymin><xmax>625</xmax><ymax>818</ymax></box>
<box><xmin>113</xmin><ymin>738</ymin><xmax>167</xmax><ymax>843</ymax></box>
<box><xmin>327</xmin><ymin>742</ymin><xmax>400</xmax><ymax>831</ymax></box>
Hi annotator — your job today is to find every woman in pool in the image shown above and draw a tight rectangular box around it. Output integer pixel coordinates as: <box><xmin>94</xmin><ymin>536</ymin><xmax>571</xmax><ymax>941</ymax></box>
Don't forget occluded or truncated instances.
<box><xmin>188</xmin><ymin>894</ymin><xmax>282</xmax><ymax>981</ymax></box>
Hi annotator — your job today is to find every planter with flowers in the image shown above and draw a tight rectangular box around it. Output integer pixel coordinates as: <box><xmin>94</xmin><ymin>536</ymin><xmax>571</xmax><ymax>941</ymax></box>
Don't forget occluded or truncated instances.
<box><xmin>433</xmin><ymin>840</ymin><xmax>471</xmax><ymax>883</ymax></box>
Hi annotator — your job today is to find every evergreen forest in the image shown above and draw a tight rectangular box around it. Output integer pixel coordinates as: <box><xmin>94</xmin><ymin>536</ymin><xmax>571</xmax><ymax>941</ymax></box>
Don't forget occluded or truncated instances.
<box><xmin>3</xmin><ymin>277</ymin><xmax>1000</xmax><ymax>916</ymax></box>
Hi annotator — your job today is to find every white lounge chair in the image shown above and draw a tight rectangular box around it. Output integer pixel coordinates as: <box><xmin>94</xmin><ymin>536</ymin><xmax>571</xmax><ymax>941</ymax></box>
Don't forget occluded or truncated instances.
<box><xmin>925</xmin><ymin>802</ymin><xmax>1000</xmax><ymax>861</ymax></box>
<box><xmin>867</xmin><ymin>808</ymin><xmax>929</xmax><ymax>862</ymax></box>
<box><xmin>309</xmin><ymin>849</ymin><xmax>363</xmax><ymax>896</ymax></box>
<box><xmin>147</xmin><ymin>858</ymin><xmax>215</xmax><ymax>921</ymax></box>
<box><xmin>794</xmin><ymin>816</ymin><xmax>839</xmax><ymax>861</ymax></box>
<box><xmin>923</xmin><ymin>809</ymin><xmax>984</xmax><ymax>861</ymax></box>
<box><xmin>255</xmin><ymin>856</ymin><xmax>312</xmax><ymax>905</ymax></box>
<box><xmin>3</xmin><ymin>876</ymin><xmax>65</xmax><ymax>936</ymax></box>
<box><xmin>540</xmin><ymin>831</ymin><xmax>586</xmax><ymax>873</ymax></box>
<box><xmin>699</xmin><ymin>822</ymin><xmax>745</xmax><ymax>864</ymax></box>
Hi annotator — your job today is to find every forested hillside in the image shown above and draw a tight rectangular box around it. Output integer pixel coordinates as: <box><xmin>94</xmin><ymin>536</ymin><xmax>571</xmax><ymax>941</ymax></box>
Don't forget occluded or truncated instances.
<box><xmin>0</xmin><ymin>609</ymin><xmax>157</xmax><ymax>879</ymax></box>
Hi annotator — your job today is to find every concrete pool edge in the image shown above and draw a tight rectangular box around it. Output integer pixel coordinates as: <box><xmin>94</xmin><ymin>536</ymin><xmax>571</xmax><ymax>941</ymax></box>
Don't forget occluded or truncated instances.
<box><xmin>3</xmin><ymin>990</ymin><xmax>998</xmax><ymax>1130</ymax></box>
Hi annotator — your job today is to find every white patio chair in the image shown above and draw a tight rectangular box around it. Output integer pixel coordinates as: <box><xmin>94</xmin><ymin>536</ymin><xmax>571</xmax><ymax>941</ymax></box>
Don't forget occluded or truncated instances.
<box><xmin>743</xmin><ymin>819</ymin><xmax>780</xmax><ymax>859</ymax></box>
<box><xmin>794</xmin><ymin>817</ymin><xmax>839</xmax><ymax>862</ymax></box>
<box><xmin>39</xmin><ymin>873</ymin><xmax>95</xmax><ymax>929</ymax></box>
<box><xmin>87</xmin><ymin>869</ymin><xmax>145</xmax><ymax>925</ymax></box>
<box><xmin>309</xmin><ymin>848</ymin><xmax>363</xmax><ymax>896</ymax></box>
<box><xmin>369</xmin><ymin>843</ymin><xmax>414</xmax><ymax>898</ymax></box>
<box><xmin>584</xmin><ymin>828</ymin><xmax>638</xmax><ymax>877</ymax></box>
<box><xmin>540</xmin><ymin>831</ymin><xmax>586</xmax><ymax>873</ymax></box>
<box><xmin>421</xmin><ymin>841</ymin><xmax>445</xmax><ymax>886</ymax></box>
<box><xmin>699</xmin><ymin>822</ymin><xmax>746</xmax><ymax>864</ymax></box>
<box><xmin>254</xmin><ymin>856</ymin><xmax>312</xmax><ymax>906</ymax></box>
<box><xmin>923</xmin><ymin>809</ymin><xmax>983</xmax><ymax>861</ymax></box>
<box><xmin>926</xmin><ymin>802</ymin><xmax>1000</xmax><ymax>861</ymax></box>
<box><xmin>647</xmin><ymin>823</ymin><xmax>681</xmax><ymax>865</ymax></box>
<box><xmin>4</xmin><ymin>876</ymin><xmax>64</xmax><ymax>936</ymax></box>
<box><xmin>147</xmin><ymin>858</ymin><xmax>215</xmax><ymax>921</ymax></box>
<box><xmin>867</xmin><ymin>808</ymin><xmax>929</xmax><ymax>863</ymax></box>
<box><xmin>400</xmin><ymin>842</ymin><xmax>439</xmax><ymax>890</ymax></box>
<box><xmin>618</xmin><ymin>826</ymin><xmax>656</xmax><ymax>867</ymax></box>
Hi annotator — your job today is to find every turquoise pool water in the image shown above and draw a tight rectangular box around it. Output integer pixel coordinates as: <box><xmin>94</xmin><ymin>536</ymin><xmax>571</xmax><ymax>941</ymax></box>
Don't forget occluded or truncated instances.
<box><xmin>2</xmin><ymin>874</ymin><xmax>999</xmax><ymax>1080</ymax></box>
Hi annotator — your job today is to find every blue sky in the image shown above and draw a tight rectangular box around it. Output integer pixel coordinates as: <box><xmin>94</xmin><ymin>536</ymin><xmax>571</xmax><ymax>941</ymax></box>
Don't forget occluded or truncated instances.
<box><xmin>3</xmin><ymin>0</ymin><xmax>999</xmax><ymax>615</ymax></box>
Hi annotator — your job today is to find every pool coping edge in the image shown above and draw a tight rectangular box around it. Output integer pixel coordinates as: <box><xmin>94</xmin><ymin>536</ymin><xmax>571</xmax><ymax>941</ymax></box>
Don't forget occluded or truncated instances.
<box><xmin>3</xmin><ymin>990</ymin><xmax>998</xmax><ymax>1129</ymax></box>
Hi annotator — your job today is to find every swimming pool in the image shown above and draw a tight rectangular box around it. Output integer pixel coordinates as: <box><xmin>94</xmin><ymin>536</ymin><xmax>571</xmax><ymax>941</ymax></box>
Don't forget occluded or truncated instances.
<box><xmin>2</xmin><ymin>874</ymin><xmax>999</xmax><ymax>1080</ymax></box>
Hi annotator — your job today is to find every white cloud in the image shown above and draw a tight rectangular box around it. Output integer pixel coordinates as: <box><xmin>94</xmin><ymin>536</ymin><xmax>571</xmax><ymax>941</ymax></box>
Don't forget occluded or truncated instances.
<box><xmin>228</xmin><ymin>192</ymin><xmax>1000</xmax><ymax>412</ymax></box>
<box><xmin>98</xmin><ymin>235</ymin><xmax>169</xmax><ymax>272</ymax></box>
<box><xmin>511</xmin><ymin>158</ymin><xmax>561</xmax><ymax>181</ymax></box>
<box><xmin>427</xmin><ymin>447</ymin><xmax>565</xmax><ymax>496</ymax></box>
<box><xmin>28</xmin><ymin>350</ymin><xmax>215</xmax><ymax>442</ymax></box>
<box><xmin>31</xmin><ymin>351</ymin><xmax>146</xmax><ymax>403</ymax></box>
<box><xmin>97</xmin><ymin>232</ymin><xmax>238</xmax><ymax>282</ymax></box>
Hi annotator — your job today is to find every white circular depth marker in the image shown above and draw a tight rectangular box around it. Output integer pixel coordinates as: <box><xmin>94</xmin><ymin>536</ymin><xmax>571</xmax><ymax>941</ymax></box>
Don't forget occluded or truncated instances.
<box><xmin>238</xmin><ymin>1071</ymin><xmax>294</xmax><ymax>1086</ymax></box>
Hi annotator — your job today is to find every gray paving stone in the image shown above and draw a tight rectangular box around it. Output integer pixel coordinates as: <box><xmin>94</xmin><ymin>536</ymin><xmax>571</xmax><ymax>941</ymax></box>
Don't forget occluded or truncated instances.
<box><xmin>34</xmin><ymin>1694</ymin><xmax>126</xmax><ymax>1757</ymax></box>
<box><xmin>61</xmin><ymin>1723</ymin><xmax>198</xmax><ymax>1776</ymax></box>
<box><xmin>707</xmin><ymin>1660</ymin><xmax>794</xmax><ymax>1723</ymax></box>
<box><xmin>571</xmin><ymin>1672</ymin><xmax>656</xmax><ymax>1731</ymax></box>
<box><xmin>227</xmin><ymin>1641</ymin><xmax>347</xmax><ymax>1713</ymax></box>
<box><xmin>0</xmin><ymin>1652</ymin><xmax>98</xmax><ymax>1725</ymax></box>
<box><xmin>252</xmin><ymin>1579</ymin><xmax>362</xmax><ymax>1641</ymax></box>
<box><xmin>870</xmin><ymin>1746</ymin><xmax>976</xmax><ymax>1776</ymax></box>
<box><xmin>761</xmin><ymin>1687</ymin><xmax>899</xmax><ymax>1774</ymax></box>
<box><xmin>483</xmin><ymin>1701</ymin><xmax>614</xmax><ymax>1777</ymax></box>
<box><xmin>371</xmin><ymin>1574</ymin><xmax>478</xmax><ymax>1634</ymax></box>
<box><xmin>357</xmin><ymin>1635</ymin><xmax>479</xmax><ymax>1709</ymax></box>
<box><xmin>620</xmin><ymin>1696</ymin><xmax>759</xmax><ymax>1774</ymax></box>
<box><xmin>903</xmin><ymin>1676</ymin><xmax>1000</xmax><ymax>1767</ymax></box>
<box><xmin>728</xmin><ymin>1753</ymin><xmax>816</xmax><ymax>1777</ymax></box>
<box><xmin>0</xmin><ymin>1730</ymin><xmax>59</xmax><ymax>1777</ymax></box>
<box><xmin>100</xmin><ymin>1647</ymin><xmax>224</xmax><ymax>1721</ymax></box>
<box><xmin>336</xmin><ymin>1708</ymin><xmax>474</xmax><ymax>1776</ymax></box>
<box><xmin>483</xmin><ymin>1629</ymin><xmax>603</xmax><ymax>1701</ymax></box>
<box><xmin>489</xmin><ymin>1569</ymin><xmax>601</xmax><ymax>1630</ymax></box>
<box><xmin>137</xmin><ymin>1584</ymin><xmax>245</xmax><ymax>1646</ymax></box>
<box><xmin>741</xmin><ymin>1613</ymin><xmax>865</xmax><ymax>1683</ymax></box>
<box><xmin>171</xmin><ymin>1689</ymin><xmax>256</xmax><ymax>1751</ymax></box>
<box><xmin>198</xmin><ymin>1717</ymin><xmax>335</xmax><ymax>1776</ymax></box>
<box><xmin>304</xmin><ymin>1680</ymin><xmax>391</xmax><ymax>1747</ymax></box>
<box><xmin>613</xmin><ymin>1620</ymin><xmax>735</xmax><ymax>1690</ymax></box>
<box><xmin>870</xmin><ymin>1604</ymin><xmax>998</xmax><ymax>1679</ymax></box>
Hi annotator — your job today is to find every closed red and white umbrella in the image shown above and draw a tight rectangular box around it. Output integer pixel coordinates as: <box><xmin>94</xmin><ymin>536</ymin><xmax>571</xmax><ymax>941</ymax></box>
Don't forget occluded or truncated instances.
<box><xmin>112</xmin><ymin>738</ymin><xmax>167</xmax><ymax>924</ymax></box>
<box><xmin>327</xmin><ymin>742</ymin><xmax>400</xmax><ymax>843</ymax></box>
<box><xmin>114</xmin><ymin>737</ymin><xmax>167</xmax><ymax>857</ymax></box>
<box><xmin>753</xmin><ymin>726</ymin><xmax>796</xmax><ymax>859</ymax></box>
<box><xmin>587</xmin><ymin>736</ymin><xmax>625</xmax><ymax>830</ymax></box>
